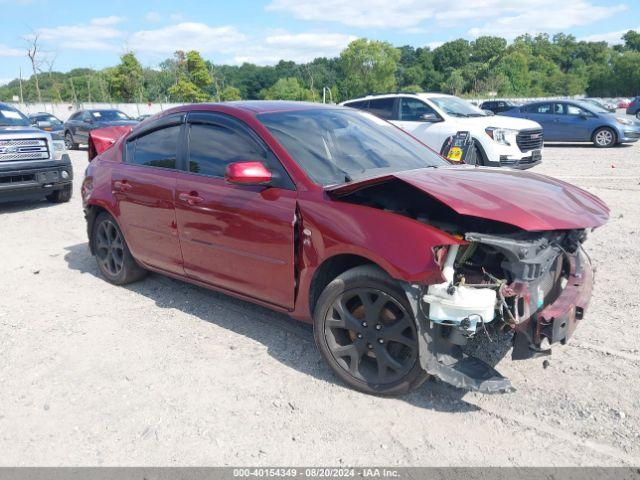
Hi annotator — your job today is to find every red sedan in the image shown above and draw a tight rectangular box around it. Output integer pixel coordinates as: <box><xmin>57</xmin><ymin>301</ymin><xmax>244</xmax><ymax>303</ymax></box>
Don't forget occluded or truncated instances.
<box><xmin>82</xmin><ymin>101</ymin><xmax>608</xmax><ymax>396</ymax></box>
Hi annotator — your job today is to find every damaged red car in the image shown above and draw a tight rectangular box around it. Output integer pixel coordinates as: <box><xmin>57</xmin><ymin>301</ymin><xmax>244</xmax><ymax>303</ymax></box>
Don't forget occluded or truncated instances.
<box><xmin>82</xmin><ymin>101</ymin><xmax>609</xmax><ymax>396</ymax></box>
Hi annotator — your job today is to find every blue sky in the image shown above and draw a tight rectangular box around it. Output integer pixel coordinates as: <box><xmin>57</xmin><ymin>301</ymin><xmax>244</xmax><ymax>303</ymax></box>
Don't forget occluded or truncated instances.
<box><xmin>0</xmin><ymin>0</ymin><xmax>638</xmax><ymax>84</ymax></box>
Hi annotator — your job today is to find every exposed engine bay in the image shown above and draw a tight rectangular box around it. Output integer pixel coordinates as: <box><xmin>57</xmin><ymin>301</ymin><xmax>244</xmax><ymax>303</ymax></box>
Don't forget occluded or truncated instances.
<box><xmin>331</xmin><ymin>178</ymin><xmax>594</xmax><ymax>392</ymax></box>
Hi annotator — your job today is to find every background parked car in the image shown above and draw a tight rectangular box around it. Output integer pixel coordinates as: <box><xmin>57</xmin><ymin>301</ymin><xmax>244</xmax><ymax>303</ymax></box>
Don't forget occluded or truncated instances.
<box><xmin>479</xmin><ymin>99</ymin><xmax>521</xmax><ymax>114</ymax></box>
<box><xmin>63</xmin><ymin>109</ymin><xmax>138</xmax><ymax>150</ymax></box>
<box><xmin>626</xmin><ymin>97</ymin><xmax>640</xmax><ymax>119</ymax></box>
<box><xmin>341</xmin><ymin>93</ymin><xmax>543</xmax><ymax>169</ymax></box>
<box><xmin>500</xmin><ymin>99</ymin><xmax>640</xmax><ymax>147</ymax></box>
<box><xmin>28</xmin><ymin>112</ymin><xmax>65</xmax><ymax>138</ymax></box>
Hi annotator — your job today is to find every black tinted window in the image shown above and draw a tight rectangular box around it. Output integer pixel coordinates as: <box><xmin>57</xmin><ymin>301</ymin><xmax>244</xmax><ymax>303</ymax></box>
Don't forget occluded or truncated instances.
<box><xmin>366</xmin><ymin>98</ymin><xmax>395</xmax><ymax>120</ymax></box>
<box><xmin>344</xmin><ymin>100</ymin><xmax>369</xmax><ymax>110</ymax></box>
<box><xmin>525</xmin><ymin>103</ymin><xmax>553</xmax><ymax>114</ymax></box>
<box><xmin>400</xmin><ymin>98</ymin><xmax>437</xmax><ymax>121</ymax></box>
<box><xmin>129</xmin><ymin>125</ymin><xmax>180</xmax><ymax>169</ymax></box>
<box><xmin>188</xmin><ymin>123</ymin><xmax>264</xmax><ymax>177</ymax></box>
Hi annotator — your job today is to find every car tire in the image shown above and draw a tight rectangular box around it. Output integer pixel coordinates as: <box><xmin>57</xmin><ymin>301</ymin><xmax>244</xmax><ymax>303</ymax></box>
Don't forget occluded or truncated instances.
<box><xmin>64</xmin><ymin>132</ymin><xmax>78</xmax><ymax>150</ymax></box>
<box><xmin>592</xmin><ymin>127</ymin><xmax>617</xmax><ymax>148</ymax></box>
<box><xmin>636</xmin><ymin>112</ymin><xmax>640</xmax><ymax>120</ymax></box>
<box><xmin>92</xmin><ymin>212</ymin><xmax>147</xmax><ymax>285</ymax></box>
<box><xmin>45</xmin><ymin>185</ymin><xmax>72</xmax><ymax>203</ymax></box>
<box><xmin>467</xmin><ymin>141</ymin><xmax>485</xmax><ymax>166</ymax></box>
<box><xmin>313</xmin><ymin>265</ymin><xmax>429</xmax><ymax>396</ymax></box>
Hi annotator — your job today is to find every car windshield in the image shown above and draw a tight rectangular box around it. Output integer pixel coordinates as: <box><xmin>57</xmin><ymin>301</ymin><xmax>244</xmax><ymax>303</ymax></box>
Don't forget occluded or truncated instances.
<box><xmin>92</xmin><ymin>110</ymin><xmax>130</xmax><ymax>121</ymax></box>
<box><xmin>0</xmin><ymin>106</ymin><xmax>29</xmax><ymax>127</ymax></box>
<box><xmin>34</xmin><ymin>115</ymin><xmax>62</xmax><ymax>125</ymax></box>
<box><xmin>430</xmin><ymin>96</ymin><xmax>487</xmax><ymax>117</ymax></box>
<box><xmin>577</xmin><ymin>101</ymin><xmax>608</xmax><ymax>114</ymax></box>
<box><xmin>258</xmin><ymin>108</ymin><xmax>447</xmax><ymax>186</ymax></box>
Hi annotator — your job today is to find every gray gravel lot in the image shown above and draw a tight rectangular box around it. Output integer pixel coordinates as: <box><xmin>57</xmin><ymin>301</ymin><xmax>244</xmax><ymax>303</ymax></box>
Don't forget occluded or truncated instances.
<box><xmin>1</xmin><ymin>130</ymin><xmax>639</xmax><ymax>466</ymax></box>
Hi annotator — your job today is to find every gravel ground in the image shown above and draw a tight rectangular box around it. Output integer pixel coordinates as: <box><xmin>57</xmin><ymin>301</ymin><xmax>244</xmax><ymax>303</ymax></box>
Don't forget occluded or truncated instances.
<box><xmin>1</xmin><ymin>126</ymin><xmax>639</xmax><ymax>466</ymax></box>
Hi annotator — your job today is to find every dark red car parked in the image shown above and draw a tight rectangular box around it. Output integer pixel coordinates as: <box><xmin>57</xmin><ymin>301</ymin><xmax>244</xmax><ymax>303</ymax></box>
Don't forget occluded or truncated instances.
<box><xmin>82</xmin><ymin>101</ymin><xmax>608</xmax><ymax>396</ymax></box>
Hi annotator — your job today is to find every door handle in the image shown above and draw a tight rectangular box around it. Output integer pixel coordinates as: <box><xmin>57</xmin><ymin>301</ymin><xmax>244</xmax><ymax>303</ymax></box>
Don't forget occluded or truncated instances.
<box><xmin>113</xmin><ymin>180</ymin><xmax>132</xmax><ymax>192</ymax></box>
<box><xmin>178</xmin><ymin>192</ymin><xmax>204</xmax><ymax>205</ymax></box>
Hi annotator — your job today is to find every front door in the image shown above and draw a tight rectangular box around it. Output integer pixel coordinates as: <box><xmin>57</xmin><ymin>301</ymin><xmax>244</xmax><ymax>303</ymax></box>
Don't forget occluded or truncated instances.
<box><xmin>174</xmin><ymin>112</ymin><xmax>297</xmax><ymax>309</ymax></box>
<box><xmin>112</xmin><ymin>121</ymin><xmax>184</xmax><ymax>275</ymax></box>
<box><xmin>393</xmin><ymin>97</ymin><xmax>450</xmax><ymax>151</ymax></box>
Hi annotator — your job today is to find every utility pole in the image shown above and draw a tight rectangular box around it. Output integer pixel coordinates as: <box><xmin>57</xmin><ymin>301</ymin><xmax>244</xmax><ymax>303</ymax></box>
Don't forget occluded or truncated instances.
<box><xmin>18</xmin><ymin>68</ymin><xmax>24</xmax><ymax>103</ymax></box>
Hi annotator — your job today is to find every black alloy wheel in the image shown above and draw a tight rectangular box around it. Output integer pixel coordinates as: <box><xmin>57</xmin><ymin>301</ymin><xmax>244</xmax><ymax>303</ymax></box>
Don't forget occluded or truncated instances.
<box><xmin>314</xmin><ymin>265</ymin><xmax>429</xmax><ymax>396</ymax></box>
<box><xmin>95</xmin><ymin>218</ymin><xmax>125</xmax><ymax>277</ymax></box>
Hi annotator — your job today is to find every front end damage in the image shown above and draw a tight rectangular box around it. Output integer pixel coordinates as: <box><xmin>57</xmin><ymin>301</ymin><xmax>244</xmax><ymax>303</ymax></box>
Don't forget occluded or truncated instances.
<box><xmin>404</xmin><ymin>230</ymin><xmax>594</xmax><ymax>393</ymax></box>
<box><xmin>326</xmin><ymin>168</ymin><xmax>608</xmax><ymax>393</ymax></box>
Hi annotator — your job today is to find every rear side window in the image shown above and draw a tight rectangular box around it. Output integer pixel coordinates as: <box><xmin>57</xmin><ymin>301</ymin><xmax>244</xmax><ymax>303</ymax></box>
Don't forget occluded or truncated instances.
<box><xmin>366</xmin><ymin>98</ymin><xmax>395</xmax><ymax>120</ymax></box>
<box><xmin>187</xmin><ymin>123</ymin><xmax>265</xmax><ymax>177</ymax></box>
<box><xmin>525</xmin><ymin>103</ymin><xmax>553</xmax><ymax>114</ymax></box>
<box><xmin>344</xmin><ymin>100</ymin><xmax>369</xmax><ymax>110</ymax></box>
<box><xmin>127</xmin><ymin>125</ymin><xmax>180</xmax><ymax>169</ymax></box>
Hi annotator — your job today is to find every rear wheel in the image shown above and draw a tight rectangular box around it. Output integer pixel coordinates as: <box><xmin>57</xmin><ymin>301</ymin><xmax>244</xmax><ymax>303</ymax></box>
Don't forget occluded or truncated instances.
<box><xmin>46</xmin><ymin>185</ymin><xmax>72</xmax><ymax>203</ymax></box>
<box><xmin>592</xmin><ymin>127</ymin><xmax>616</xmax><ymax>148</ymax></box>
<box><xmin>92</xmin><ymin>212</ymin><xmax>147</xmax><ymax>285</ymax></box>
<box><xmin>64</xmin><ymin>132</ymin><xmax>78</xmax><ymax>150</ymax></box>
<box><xmin>313</xmin><ymin>265</ymin><xmax>428</xmax><ymax>396</ymax></box>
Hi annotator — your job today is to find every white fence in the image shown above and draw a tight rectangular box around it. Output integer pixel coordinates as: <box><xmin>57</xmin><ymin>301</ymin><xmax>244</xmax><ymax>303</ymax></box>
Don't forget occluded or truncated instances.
<box><xmin>7</xmin><ymin>102</ymin><xmax>183</xmax><ymax>121</ymax></box>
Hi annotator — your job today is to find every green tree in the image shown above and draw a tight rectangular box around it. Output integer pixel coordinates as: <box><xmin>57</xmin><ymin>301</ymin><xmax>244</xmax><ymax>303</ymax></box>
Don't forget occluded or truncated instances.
<box><xmin>220</xmin><ymin>85</ymin><xmax>242</xmax><ymax>101</ymax></box>
<box><xmin>110</xmin><ymin>53</ymin><xmax>144</xmax><ymax>102</ymax></box>
<box><xmin>433</xmin><ymin>39</ymin><xmax>471</xmax><ymax>71</ymax></box>
<box><xmin>260</xmin><ymin>77</ymin><xmax>315</xmax><ymax>100</ymax></box>
<box><xmin>471</xmin><ymin>36</ymin><xmax>507</xmax><ymax>63</ymax></box>
<box><xmin>339</xmin><ymin>39</ymin><xmax>400</xmax><ymax>97</ymax></box>
<box><xmin>441</xmin><ymin>70</ymin><xmax>465</xmax><ymax>95</ymax></box>
<box><xmin>623</xmin><ymin>30</ymin><xmax>640</xmax><ymax>52</ymax></box>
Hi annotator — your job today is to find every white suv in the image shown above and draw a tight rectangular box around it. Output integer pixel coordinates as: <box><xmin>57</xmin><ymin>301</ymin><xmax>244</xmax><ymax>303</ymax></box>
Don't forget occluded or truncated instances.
<box><xmin>341</xmin><ymin>93</ymin><xmax>543</xmax><ymax>169</ymax></box>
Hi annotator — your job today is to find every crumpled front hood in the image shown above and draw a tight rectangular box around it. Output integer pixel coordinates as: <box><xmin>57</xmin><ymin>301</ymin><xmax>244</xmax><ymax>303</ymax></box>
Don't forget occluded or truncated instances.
<box><xmin>326</xmin><ymin>166</ymin><xmax>609</xmax><ymax>231</ymax></box>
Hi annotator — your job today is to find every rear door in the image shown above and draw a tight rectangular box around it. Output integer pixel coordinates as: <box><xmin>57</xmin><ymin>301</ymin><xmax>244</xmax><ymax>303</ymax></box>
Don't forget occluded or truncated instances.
<box><xmin>523</xmin><ymin>103</ymin><xmax>560</xmax><ymax>140</ymax></box>
<box><xmin>174</xmin><ymin>112</ymin><xmax>297</xmax><ymax>309</ymax></box>
<box><xmin>112</xmin><ymin>115</ymin><xmax>185</xmax><ymax>275</ymax></box>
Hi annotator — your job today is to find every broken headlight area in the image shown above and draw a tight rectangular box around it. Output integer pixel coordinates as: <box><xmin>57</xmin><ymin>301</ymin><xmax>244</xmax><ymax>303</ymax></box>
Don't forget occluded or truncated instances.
<box><xmin>410</xmin><ymin>229</ymin><xmax>591</xmax><ymax>393</ymax></box>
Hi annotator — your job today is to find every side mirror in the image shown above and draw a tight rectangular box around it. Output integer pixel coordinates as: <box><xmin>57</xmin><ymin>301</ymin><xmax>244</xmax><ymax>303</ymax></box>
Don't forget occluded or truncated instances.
<box><xmin>225</xmin><ymin>161</ymin><xmax>272</xmax><ymax>186</ymax></box>
<box><xmin>36</xmin><ymin>120</ymin><xmax>52</xmax><ymax>128</ymax></box>
<box><xmin>421</xmin><ymin>113</ymin><xmax>442</xmax><ymax>123</ymax></box>
<box><xmin>579</xmin><ymin>113</ymin><xmax>589</xmax><ymax>119</ymax></box>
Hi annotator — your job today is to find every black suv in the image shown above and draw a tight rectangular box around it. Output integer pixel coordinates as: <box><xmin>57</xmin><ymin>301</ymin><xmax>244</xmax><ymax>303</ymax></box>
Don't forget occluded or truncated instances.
<box><xmin>63</xmin><ymin>109</ymin><xmax>138</xmax><ymax>150</ymax></box>
<box><xmin>0</xmin><ymin>103</ymin><xmax>73</xmax><ymax>203</ymax></box>
<box><xmin>480</xmin><ymin>100</ymin><xmax>521</xmax><ymax>114</ymax></box>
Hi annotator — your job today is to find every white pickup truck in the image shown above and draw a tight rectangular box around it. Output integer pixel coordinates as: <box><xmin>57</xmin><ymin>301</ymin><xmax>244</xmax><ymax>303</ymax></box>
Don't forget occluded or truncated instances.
<box><xmin>0</xmin><ymin>103</ymin><xmax>72</xmax><ymax>203</ymax></box>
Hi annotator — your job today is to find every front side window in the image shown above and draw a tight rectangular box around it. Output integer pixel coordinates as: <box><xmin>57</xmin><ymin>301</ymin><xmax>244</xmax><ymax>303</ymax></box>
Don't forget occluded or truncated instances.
<box><xmin>127</xmin><ymin>125</ymin><xmax>180</xmax><ymax>169</ymax></box>
<box><xmin>92</xmin><ymin>110</ymin><xmax>130</xmax><ymax>121</ymax></box>
<box><xmin>258</xmin><ymin>108</ymin><xmax>447</xmax><ymax>186</ymax></box>
<box><xmin>366</xmin><ymin>98</ymin><xmax>395</xmax><ymax>120</ymax></box>
<box><xmin>527</xmin><ymin>103</ymin><xmax>553</xmax><ymax>114</ymax></box>
<box><xmin>187</xmin><ymin>123</ymin><xmax>265</xmax><ymax>177</ymax></box>
<box><xmin>400</xmin><ymin>98</ymin><xmax>438</xmax><ymax>121</ymax></box>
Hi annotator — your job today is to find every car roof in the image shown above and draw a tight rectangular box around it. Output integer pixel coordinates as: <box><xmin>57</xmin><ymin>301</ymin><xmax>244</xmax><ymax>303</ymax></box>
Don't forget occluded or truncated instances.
<box><xmin>163</xmin><ymin>101</ymin><xmax>341</xmax><ymax>117</ymax></box>
<box><xmin>343</xmin><ymin>92</ymin><xmax>454</xmax><ymax>103</ymax></box>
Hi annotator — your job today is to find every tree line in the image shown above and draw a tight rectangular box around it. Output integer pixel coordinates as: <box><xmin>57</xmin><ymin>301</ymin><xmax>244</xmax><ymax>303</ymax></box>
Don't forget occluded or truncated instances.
<box><xmin>1</xmin><ymin>31</ymin><xmax>639</xmax><ymax>104</ymax></box>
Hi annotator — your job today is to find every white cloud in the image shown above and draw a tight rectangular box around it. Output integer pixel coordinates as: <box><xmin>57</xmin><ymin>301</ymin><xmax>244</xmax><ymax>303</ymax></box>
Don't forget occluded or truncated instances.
<box><xmin>90</xmin><ymin>16</ymin><xmax>126</xmax><ymax>26</ymax></box>
<box><xmin>32</xmin><ymin>16</ymin><xmax>124</xmax><ymax>51</ymax></box>
<box><xmin>467</xmin><ymin>1</ymin><xmax>627</xmax><ymax>38</ymax></box>
<box><xmin>0</xmin><ymin>44</ymin><xmax>23</xmax><ymax>57</ymax></box>
<box><xmin>0</xmin><ymin>78</ymin><xmax>15</xmax><ymax>86</ymax></box>
<box><xmin>267</xmin><ymin>0</ymin><xmax>627</xmax><ymax>38</ymax></box>
<box><xmin>235</xmin><ymin>31</ymin><xmax>356</xmax><ymax>64</ymax></box>
<box><xmin>129</xmin><ymin>22</ymin><xmax>246</xmax><ymax>55</ymax></box>
<box><xmin>580</xmin><ymin>27</ymin><xmax>639</xmax><ymax>44</ymax></box>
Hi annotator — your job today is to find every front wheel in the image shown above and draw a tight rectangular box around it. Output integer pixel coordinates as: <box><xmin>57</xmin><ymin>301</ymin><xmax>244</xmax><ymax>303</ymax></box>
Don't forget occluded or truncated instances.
<box><xmin>592</xmin><ymin>127</ymin><xmax>616</xmax><ymax>148</ymax></box>
<box><xmin>313</xmin><ymin>265</ymin><xmax>429</xmax><ymax>396</ymax></box>
<box><xmin>92</xmin><ymin>212</ymin><xmax>147</xmax><ymax>285</ymax></box>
